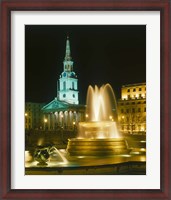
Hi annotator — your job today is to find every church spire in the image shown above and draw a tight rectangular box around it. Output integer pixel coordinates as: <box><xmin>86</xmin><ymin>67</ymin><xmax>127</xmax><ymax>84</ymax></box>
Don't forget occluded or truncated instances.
<box><xmin>58</xmin><ymin>35</ymin><xmax>79</xmax><ymax>104</ymax></box>
<box><xmin>64</xmin><ymin>35</ymin><xmax>72</xmax><ymax>61</ymax></box>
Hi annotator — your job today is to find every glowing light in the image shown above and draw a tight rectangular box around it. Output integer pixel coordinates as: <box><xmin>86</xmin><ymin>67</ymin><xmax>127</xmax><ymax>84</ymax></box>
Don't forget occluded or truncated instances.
<box><xmin>140</xmin><ymin>140</ymin><xmax>146</xmax><ymax>143</ymax></box>
<box><xmin>85</xmin><ymin>114</ymin><xmax>89</xmax><ymax>118</ymax></box>
<box><xmin>140</xmin><ymin>148</ymin><xmax>146</xmax><ymax>152</ymax></box>
<box><xmin>25</xmin><ymin>113</ymin><xmax>28</xmax><ymax>116</ymax></box>
<box><xmin>44</xmin><ymin>118</ymin><xmax>47</xmax><ymax>123</ymax></box>
<box><xmin>73</xmin><ymin>121</ymin><xmax>76</xmax><ymax>125</ymax></box>
<box><xmin>109</xmin><ymin>115</ymin><xmax>113</xmax><ymax>120</ymax></box>
<box><xmin>141</xmin><ymin>127</ymin><xmax>144</xmax><ymax>131</ymax></box>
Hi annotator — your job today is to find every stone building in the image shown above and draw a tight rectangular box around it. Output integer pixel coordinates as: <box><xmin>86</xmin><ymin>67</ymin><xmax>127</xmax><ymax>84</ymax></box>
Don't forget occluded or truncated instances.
<box><xmin>25</xmin><ymin>102</ymin><xmax>45</xmax><ymax>130</ymax></box>
<box><xmin>117</xmin><ymin>83</ymin><xmax>146</xmax><ymax>134</ymax></box>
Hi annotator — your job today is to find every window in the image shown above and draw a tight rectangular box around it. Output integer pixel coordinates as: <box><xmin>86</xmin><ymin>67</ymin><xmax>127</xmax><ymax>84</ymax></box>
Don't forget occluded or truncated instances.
<box><xmin>144</xmin><ymin>107</ymin><xmax>146</xmax><ymax>112</ymax></box>
<box><xmin>133</xmin><ymin>88</ymin><xmax>136</xmax><ymax>92</ymax></box>
<box><xmin>72</xmin><ymin>82</ymin><xmax>74</xmax><ymax>89</ymax></box>
<box><xmin>127</xmin><ymin>89</ymin><xmax>130</xmax><ymax>92</ymax></box>
<box><xmin>63</xmin><ymin>94</ymin><xmax>66</xmax><ymax>98</ymax></box>
<box><xmin>139</xmin><ymin>88</ymin><xmax>142</xmax><ymax>91</ymax></box>
<box><xmin>138</xmin><ymin>108</ymin><xmax>141</xmax><ymax>112</ymax></box>
<box><xmin>121</xmin><ymin>109</ymin><xmax>124</xmax><ymax>113</ymax></box>
<box><xmin>132</xmin><ymin>108</ymin><xmax>135</xmax><ymax>113</ymax></box>
<box><xmin>126</xmin><ymin>109</ymin><xmax>129</xmax><ymax>113</ymax></box>
<box><xmin>127</xmin><ymin>95</ymin><xmax>130</xmax><ymax>99</ymax></box>
<box><xmin>63</xmin><ymin>81</ymin><xmax>66</xmax><ymax>90</ymax></box>
<box><xmin>73</xmin><ymin>94</ymin><xmax>75</xmax><ymax>98</ymax></box>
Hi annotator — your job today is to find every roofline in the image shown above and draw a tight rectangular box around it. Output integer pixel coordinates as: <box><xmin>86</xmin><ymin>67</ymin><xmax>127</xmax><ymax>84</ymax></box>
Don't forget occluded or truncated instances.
<box><xmin>122</xmin><ymin>82</ymin><xmax>146</xmax><ymax>87</ymax></box>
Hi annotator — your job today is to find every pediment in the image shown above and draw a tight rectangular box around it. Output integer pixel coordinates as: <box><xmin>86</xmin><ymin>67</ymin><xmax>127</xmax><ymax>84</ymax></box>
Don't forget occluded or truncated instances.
<box><xmin>42</xmin><ymin>99</ymin><xmax>69</xmax><ymax>112</ymax></box>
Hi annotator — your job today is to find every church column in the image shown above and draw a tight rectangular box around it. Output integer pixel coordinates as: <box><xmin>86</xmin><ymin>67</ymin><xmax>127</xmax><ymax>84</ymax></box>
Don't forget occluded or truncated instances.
<box><xmin>48</xmin><ymin>114</ymin><xmax>50</xmax><ymax>130</ymax></box>
<box><xmin>52</xmin><ymin>113</ymin><xmax>55</xmax><ymax>130</ymax></box>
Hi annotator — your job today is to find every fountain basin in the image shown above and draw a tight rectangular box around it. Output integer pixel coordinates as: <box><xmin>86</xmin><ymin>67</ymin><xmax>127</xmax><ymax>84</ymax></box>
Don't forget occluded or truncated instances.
<box><xmin>78</xmin><ymin>121</ymin><xmax>120</xmax><ymax>139</ymax></box>
<box><xmin>66</xmin><ymin>138</ymin><xmax>130</xmax><ymax>156</ymax></box>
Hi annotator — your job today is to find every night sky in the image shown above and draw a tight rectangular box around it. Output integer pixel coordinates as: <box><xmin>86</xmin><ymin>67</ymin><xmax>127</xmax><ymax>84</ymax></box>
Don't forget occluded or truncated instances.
<box><xmin>25</xmin><ymin>25</ymin><xmax>146</xmax><ymax>104</ymax></box>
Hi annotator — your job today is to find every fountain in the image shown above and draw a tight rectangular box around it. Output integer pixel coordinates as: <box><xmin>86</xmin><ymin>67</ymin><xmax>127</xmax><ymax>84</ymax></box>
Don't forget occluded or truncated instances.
<box><xmin>25</xmin><ymin>84</ymin><xmax>146</xmax><ymax>174</ymax></box>
<box><xmin>66</xmin><ymin>84</ymin><xmax>130</xmax><ymax>157</ymax></box>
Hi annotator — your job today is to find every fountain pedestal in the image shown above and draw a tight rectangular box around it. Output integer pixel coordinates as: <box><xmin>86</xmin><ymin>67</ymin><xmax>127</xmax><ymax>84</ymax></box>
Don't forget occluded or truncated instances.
<box><xmin>67</xmin><ymin>138</ymin><xmax>130</xmax><ymax>156</ymax></box>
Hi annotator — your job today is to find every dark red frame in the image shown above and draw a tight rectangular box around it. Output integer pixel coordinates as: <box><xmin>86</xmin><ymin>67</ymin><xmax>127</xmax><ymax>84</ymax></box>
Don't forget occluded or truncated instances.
<box><xmin>0</xmin><ymin>0</ymin><xmax>170</xmax><ymax>199</ymax></box>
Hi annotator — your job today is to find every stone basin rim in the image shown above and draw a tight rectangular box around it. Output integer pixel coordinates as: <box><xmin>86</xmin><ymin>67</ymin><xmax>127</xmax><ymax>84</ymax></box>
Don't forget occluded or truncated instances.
<box><xmin>68</xmin><ymin>138</ymin><xmax>125</xmax><ymax>141</ymax></box>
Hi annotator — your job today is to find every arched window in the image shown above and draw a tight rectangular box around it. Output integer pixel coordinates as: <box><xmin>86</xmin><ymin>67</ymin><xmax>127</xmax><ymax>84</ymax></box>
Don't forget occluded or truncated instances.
<box><xmin>63</xmin><ymin>81</ymin><xmax>66</xmax><ymax>90</ymax></box>
<box><xmin>72</xmin><ymin>82</ymin><xmax>74</xmax><ymax>89</ymax></box>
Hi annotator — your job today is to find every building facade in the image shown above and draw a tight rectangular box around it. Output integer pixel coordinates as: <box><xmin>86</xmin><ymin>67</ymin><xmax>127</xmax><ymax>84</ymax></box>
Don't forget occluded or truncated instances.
<box><xmin>25</xmin><ymin>102</ymin><xmax>45</xmax><ymax>130</ymax></box>
<box><xmin>42</xmin><ymin>36</ymin><xmax>85</xmax><ymax>130</ymax></box>
<box><xmin>117</xmin><ymin>83</ymin><xmax>146</xmax><ymax>134</ymax></box>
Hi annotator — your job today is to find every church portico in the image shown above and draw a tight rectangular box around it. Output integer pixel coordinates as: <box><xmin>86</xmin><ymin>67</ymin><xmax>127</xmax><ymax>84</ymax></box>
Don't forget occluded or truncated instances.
<box><xmin>43</xmin><ymin>107</ymin><xmax>85</xmax><ymax>131</ymax></box>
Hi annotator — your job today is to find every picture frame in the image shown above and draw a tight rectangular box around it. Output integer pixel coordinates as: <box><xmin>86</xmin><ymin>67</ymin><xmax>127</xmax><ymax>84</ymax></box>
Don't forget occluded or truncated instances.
<box><xmin>0</xmin><ymin>0</ymin><xmax>170</xmax><ymax>199</ymax></box>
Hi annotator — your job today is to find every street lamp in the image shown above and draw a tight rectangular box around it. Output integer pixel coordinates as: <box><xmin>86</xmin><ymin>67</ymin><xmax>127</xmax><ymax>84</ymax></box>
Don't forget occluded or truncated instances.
<box><xmin>44</xmin><ymin>118</ymin><xmax>47</xmax><ymax>130</ymax></box>
<box><xmin>109</xmin><ymin>115</ymin><xmax>113</xmax><ymax>121</ymax></box>
<box><xmin>25</xmin><ymin>113</ymin><xmax>28</xmax><ymax>130</ymax></box>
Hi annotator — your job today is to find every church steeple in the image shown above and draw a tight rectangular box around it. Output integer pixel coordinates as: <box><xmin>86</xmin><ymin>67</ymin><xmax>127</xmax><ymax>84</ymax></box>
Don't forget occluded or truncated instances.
<box><xmin>57</xmin><ymin>36</ymin><xmax>79</xmax><ymax>105</ymax></box>
<box><xmin>63</xmin><ymin>36</ymin><xmax>73</xmax><ymax>72</ymax></box>
<box><xmin>64</xmin><ymin>36</ymin><xmax>72</xmax><ymax>61</ymax></box>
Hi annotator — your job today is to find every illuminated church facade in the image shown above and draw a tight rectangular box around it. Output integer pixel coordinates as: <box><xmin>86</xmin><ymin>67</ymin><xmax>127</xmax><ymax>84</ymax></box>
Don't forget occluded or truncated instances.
<box><xmin>42</xmin><ymin>36</ymin><xmax>85</xmax><ymax>130</ymax></box>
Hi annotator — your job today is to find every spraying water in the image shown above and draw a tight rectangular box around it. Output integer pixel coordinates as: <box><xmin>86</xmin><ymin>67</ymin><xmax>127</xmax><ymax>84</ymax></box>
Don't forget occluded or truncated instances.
<box><xmin>78</xmin><ymin>84</ymin><xmax>120</xmax><ymax>139</ymax></box>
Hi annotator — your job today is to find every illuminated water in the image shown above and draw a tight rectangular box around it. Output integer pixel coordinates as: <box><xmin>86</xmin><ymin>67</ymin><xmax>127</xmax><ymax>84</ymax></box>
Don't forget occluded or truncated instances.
<box><xmin>78</xmin><ymin>84</ymin><xmax>120</xmax><ymax>139</ymax></box>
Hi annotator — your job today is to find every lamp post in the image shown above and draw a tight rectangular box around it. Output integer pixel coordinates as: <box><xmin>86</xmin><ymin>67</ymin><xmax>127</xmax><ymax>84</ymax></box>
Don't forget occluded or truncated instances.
<box><xmin>85</xmin><ymin>114</ymin><xmax>88</xmax><ymax>121</ymax></box>
<box><xmin>44</xmin><ymin>118</ymin><xmax>47</xmax><ymax>130</ymax></box>
<box><xmin>73</xmin><ymin>121</ymin><xmax>76</xmax><ymax>129</ymax></box>
<box><xmin>109</xmin><ymin>115</ymin><xmax>113</xmax><ymax>121</ymax></box>
<box><xmin>25</xmin><ymin>113</ymin><xmax>28</xmax><ymax>130</ymax></box>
